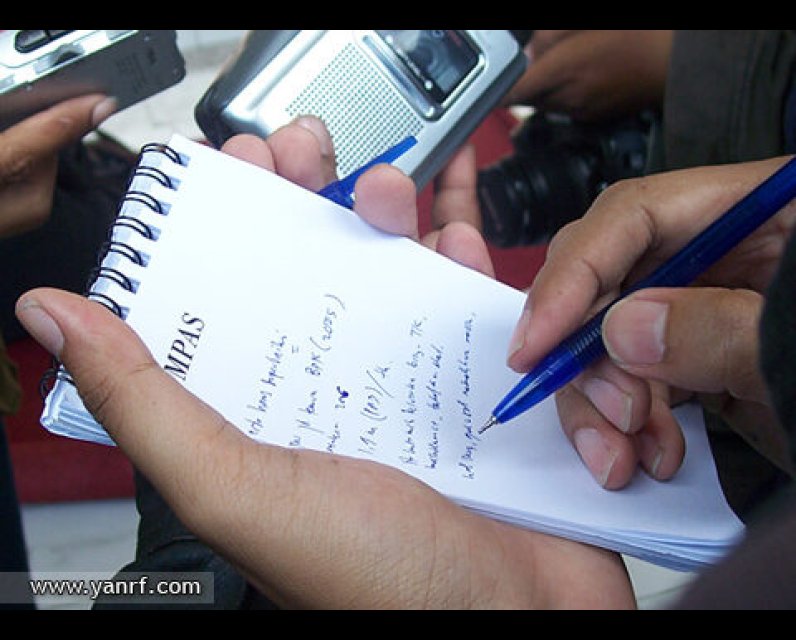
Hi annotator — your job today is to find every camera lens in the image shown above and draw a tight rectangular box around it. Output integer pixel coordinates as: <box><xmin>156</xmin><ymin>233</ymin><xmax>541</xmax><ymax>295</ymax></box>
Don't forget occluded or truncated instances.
<box><xmin>478</xmin><ymin>112</ymin><xmax>652</xmax><ymax>247</ymax></box>
<box><xmin>478</xmin><ymin>146</ymin><xmax>596</xmax><ymax>247</ymax></box>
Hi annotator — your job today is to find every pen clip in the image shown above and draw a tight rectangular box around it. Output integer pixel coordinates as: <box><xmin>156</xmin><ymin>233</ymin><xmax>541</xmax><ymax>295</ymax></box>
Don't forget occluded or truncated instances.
<box><xmin>318</xmin><ymin>135</ymin><xmax>417</xmax><ymax>208</ymax></box>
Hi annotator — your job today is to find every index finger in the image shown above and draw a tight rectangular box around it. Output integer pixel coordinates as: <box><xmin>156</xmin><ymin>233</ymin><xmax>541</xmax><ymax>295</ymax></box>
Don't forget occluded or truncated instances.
<box><xmin>508</xmin><ymin>157</ymin><xmax>793</xmax><ymax>373</ymax></box>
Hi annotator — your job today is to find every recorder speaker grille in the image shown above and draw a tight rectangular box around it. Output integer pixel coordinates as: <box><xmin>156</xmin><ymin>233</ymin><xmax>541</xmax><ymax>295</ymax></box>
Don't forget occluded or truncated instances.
<box><xmin>287</xmin><ymin>42</ymin><xmax>423</xmax><ymax>176</ymax></box>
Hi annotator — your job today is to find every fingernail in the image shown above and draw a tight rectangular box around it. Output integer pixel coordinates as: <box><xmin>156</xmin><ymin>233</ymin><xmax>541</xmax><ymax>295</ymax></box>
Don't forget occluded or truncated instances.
<box><xmin>295</xmin><ymin>115</ymin><xmax>333</xmax><ymax>157</ymax></box>
<box><xmin>507</xmin><ymin>308</ymin><xmax>532</xmax><ymax>363</ymax></box>
<box><xmin>91</xmin><ymin>97</ymin><xmax>118</xmax><ymax>127</ymax></box>
<box><xmin>16</xmin><ymin>297</ymin><xmax>64</xmax><ymax>357</ymax></box>
<box><xmin>637</xmin><ymin>432</ymin><xmax>664</xmax><ymax>479</ymax></box>
<box><xmin>581</xmin><ymin>377</ymin><xmax>633</xmax><ymax>433</ymax></box>
<box><xmin>573</xmin><ymin>428</ymin><xmax>618</xmax><ymax>488</ymax></box>
<box><xmin>604</xmin><ymin>299</ymin><xmax>668</xmax><ymax>365</ymax></box>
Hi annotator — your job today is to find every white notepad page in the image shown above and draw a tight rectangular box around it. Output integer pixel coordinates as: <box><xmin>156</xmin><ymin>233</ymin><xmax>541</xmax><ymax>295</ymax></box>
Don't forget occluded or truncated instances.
<box><xmin>42</xmin><ymin>134</ymin><xmax>744</xmax><ymax>571</ymax></box>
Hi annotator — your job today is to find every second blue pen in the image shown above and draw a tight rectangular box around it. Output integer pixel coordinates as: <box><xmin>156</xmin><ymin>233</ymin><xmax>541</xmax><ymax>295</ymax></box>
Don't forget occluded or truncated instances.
<box><xmin>318</xmin><ymin>136</ymin><xmax>418</xmax><ymax>209</ymax></box>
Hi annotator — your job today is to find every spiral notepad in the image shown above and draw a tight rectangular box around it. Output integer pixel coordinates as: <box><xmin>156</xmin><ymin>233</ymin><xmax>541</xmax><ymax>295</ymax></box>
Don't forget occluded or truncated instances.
<box><xmin>41</xmin><ymin>133</ymin><xmax>744</xmax><ymax>571</ymax></box>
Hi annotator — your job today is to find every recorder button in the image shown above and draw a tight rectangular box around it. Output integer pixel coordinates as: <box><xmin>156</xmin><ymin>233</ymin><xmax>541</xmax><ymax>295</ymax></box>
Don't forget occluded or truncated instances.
<box><xmin>14</xmin><ymin>30</ymin><xmax>49</xmax><ymax>53</ymax></box>
<box><xmin>45</xmin><ymin>30</ymin><xmax>72</xmax><ymax>39</ymax></box>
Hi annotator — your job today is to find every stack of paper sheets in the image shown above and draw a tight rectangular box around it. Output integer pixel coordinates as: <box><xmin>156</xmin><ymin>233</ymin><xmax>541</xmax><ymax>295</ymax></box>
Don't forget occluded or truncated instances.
<box><xmin>42</xmin><ymin>134</ymin><xmax>745</xmax><ymax>572</ymax></box>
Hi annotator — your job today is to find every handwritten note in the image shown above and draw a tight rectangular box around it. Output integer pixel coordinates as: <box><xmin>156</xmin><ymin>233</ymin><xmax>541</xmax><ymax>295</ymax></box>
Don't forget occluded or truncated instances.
<box><xmin>42</xmin><ymin>134</ymin><xmax>745</xmax><ymax>571</ymax></box>
<box><xmin>233</xmin><ymin>289</ymin><xmax>486</xmax><ymax>481</ymax></box>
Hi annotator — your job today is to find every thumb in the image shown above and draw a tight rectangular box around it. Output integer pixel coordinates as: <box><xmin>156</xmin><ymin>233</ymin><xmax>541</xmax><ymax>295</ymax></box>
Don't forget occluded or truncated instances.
<box><xmin>13</xmin><ymin>287</ymin><xmax>462</xmax><ymax>608</ymax></box>
<box><xmin>14</xmin><ymin>288</ymin><xmax>247</xmax><ymax>509</ymax></box>
<box><xmin>602</xmin><ymin>287</ymin><xmax>768</xmax><ymax>404</ymax></box>
<box><xmin>15</xmin><ymin>287</ymin><xmax>311</xmax><ymax>604</ymax></box>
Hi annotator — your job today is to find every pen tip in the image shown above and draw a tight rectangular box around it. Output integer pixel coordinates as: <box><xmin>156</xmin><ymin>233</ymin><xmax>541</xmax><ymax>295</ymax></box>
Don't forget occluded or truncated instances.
<box><xmin>478</xmin><ymin>415</ymin><xmax>498</xmax><ymax>435</ymax></box>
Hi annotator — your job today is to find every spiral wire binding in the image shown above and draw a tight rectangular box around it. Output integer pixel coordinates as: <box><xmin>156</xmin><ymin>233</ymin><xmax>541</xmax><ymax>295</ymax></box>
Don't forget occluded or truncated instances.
<box><xmin>118</xmin><ymin>190</ymin><xmax>169</xmax><ymax>216</ymax></box>
<box><xmin>40</xmin><ymin>142</ymin><xmax>188</xmax><ymax>395</ymax></box>
<box><xmin>113</xmin><ymin>214</ymin><xmax>158</xmax><ymax>241</ymax></box>
<box><xmin>132</xmin><ymin>165</ymin><xmax>175</xmax><ymax>189</ymax></box>
<box><xmin>86</xmin><ymin>266</ymin><xmax>138</xmax><ymax>296</ymax></box>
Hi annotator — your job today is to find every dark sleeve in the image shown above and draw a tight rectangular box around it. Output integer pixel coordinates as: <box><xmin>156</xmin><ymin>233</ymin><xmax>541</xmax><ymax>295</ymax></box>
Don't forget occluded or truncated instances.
<box><xmin>759</xmin><ymin>222</ymin><xmax>796</xmax><ymax>469</ymax></box>
<box><xmin>661</xmin><ymin>30</ymin><xmax>796</xmax><ymax>170</ymax></box>
<box><xmin>653</xmin><ymin>30</ymin><xmax>796</xmax><ymax>521</ymax></box>
<box><xmin>674</xmin><ymin>225</ymin><xmax>796</xmax><ymax>609</ymax></box>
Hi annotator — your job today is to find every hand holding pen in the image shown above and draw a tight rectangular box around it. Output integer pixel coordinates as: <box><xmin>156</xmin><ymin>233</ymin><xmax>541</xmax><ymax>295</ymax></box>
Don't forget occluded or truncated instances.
<box><xmin>316</xmin><ymin>125</ymin><xmax>796</xmax><ymax>489</ymax></box>
<box><xmin>494</xmin><ymin>157</ymin><xmax>796</xmax><ymax>489</ymax></box>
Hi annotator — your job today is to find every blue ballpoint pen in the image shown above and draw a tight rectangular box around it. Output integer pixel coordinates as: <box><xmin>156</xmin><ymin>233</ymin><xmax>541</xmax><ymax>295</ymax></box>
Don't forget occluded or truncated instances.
<box><xmin>317</xmin><ymin>135</ymin><xmax>417</xmax><ymax>209</ymax></box>
<box><xmin>480</xmin><ymin>155</ymin><xmax>796</xmax><ymax>434</ymax></box>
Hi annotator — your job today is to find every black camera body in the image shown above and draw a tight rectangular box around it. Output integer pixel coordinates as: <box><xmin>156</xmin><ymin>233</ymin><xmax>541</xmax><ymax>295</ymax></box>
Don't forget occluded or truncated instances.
<box><xmin>478</xmin><ymin>110</ymin><xmax>655</xmax><ymax>247</ymax></box>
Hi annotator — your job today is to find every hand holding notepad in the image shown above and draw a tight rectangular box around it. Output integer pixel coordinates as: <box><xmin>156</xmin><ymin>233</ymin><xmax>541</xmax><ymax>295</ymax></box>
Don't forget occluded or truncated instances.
<box><xmin>27</xmin><ymin>126</ymin><xmax>743</xmax><ymax>597</ymax></box>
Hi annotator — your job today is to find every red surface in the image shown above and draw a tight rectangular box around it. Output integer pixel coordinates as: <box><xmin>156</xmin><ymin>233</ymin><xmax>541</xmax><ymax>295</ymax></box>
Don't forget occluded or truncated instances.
<box><xmin>416</xmin><ymin>107</ymin><xmax>548</xmax><ymax>292</ymax></box>
<box><xmin>5</xmin><ymin>108</ymin><xmax>546</xmax><ymax>503</ymax></box>
<box><xmin>5</xmin><ymin>339</ymin><xmax>135</xmax><ymax>503</ymax></box>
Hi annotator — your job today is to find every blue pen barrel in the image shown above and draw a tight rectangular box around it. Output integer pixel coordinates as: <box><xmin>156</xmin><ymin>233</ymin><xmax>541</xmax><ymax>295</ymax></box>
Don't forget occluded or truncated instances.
<box><xmin>494</xmin><ymin>310</ymin><xmax>607</xmax><ymax>422</ymax></box>
<box><xmin>562</xmin><ymin>154</ymin><xmax>796</xmax><ymax>371</ymax></box>
<box><xmin>317</xmin><ymin>135</ymin><xmax>417</xmax><ymax>210</ymax></box>
<box><xmin>633</xmin><ymin>155</ymin><xmax>796</xmax><ymax>291</ymax></box>
<box><xmin>560</xmin><ymin>309</ymin><xmax>609</xmax><ymax>365</ymax></box>
<box><xmin>490</xmin><ymin>155</ymin><xmax>796</xmax><ymax>428</ymax></box>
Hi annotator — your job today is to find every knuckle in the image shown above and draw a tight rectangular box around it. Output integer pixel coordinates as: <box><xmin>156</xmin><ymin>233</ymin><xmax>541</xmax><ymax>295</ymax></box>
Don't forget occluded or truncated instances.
<box><xmin>0</xmin><ymin>151</ymin><xmax>36</xmax><ymax>186</ymax></box>
<box><xmin>78</xmin><ymin>360</ymin><xmax>162</xmax><ymax>428</ymax></box>
<box><xmin>718</xmin><ymin>289</ymin><xmax>764</xmax><ymax>393</ymax></box>
<box><xmin>76</xmin><ymin>372</ymin><xmax>118</xmax><ymax>428</ymax></box>
<box><xmin>592</xmin><ymin>175</ymin><xmax>643</xmax><ymax>204</ymax></box>
<box><xmin>545</xmin><ymin>218</ymin><xmax>580</xmax><ymax>255</ymax></box>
